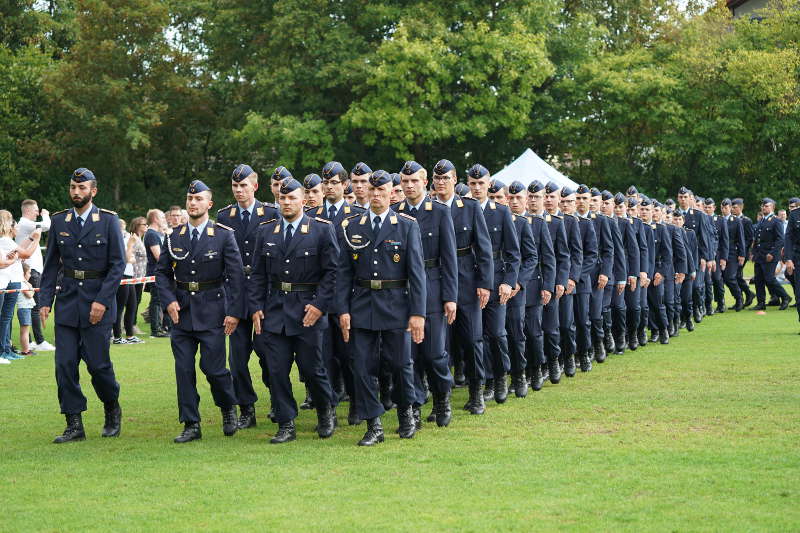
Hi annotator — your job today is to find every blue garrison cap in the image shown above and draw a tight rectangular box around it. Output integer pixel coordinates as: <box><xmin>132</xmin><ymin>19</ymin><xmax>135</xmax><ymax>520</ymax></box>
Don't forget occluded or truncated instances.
<box><xmin>71</xmin><ymin>168</ymin><xmax>96</xmax><ymax>183</ymax></box>
<box><xmin>627</xmin><ymin>197</ymin><xmax>638</xmax><ymax>208</ymax></box>
<box><xmin>272</xmin><ymin>166</ymin><xmax>292</xmax><ymax>181</ymax></box>
<box><xmin>601</xmin><ymin>190</ymin><xmax>613</xmax><ymax>201</ymax></box>
<box><xmin>351</xmin><ymin>162</ymin><xmax>372</xmax><ymax>176</ymax></box>
<box><xmin>488</xmin><ymin>179</ymin><xmax>506</xmax><ymax>194</ymax></box>
<box><xmin>188</xmin><ymin>179</ymin><xmax>210</xmax><ymax>194</ymax></box>
<box><xmin>627</xmin><ymin>185</ymin><xmax>638</xmax><ymax>196</ymax></box>
<box><xmin>731</xmin><ymin>198</ymin><xmax>744</xmax><ymax>206</ymax></box>
<box><xmin>528</xmin><ymin>180</ymin><xmax>545</xmax><ymax>194</ymax></box>
<box><xmin>704</xmin><ymin>197</ymin><xmax>715</xmax><ymax>206</ymax></box>
<box><xmin>614</xmin><ymin>192</ymin><xmax>626</xmax><ymax>205</ymax></box>
<box><xmin>322</xmin><ymin>161</ymin><xmax>347</xmax><ymax>180</ymax></box>
<box><xmin>665</xmin><ymin>198</ymin><xmax>676</xmax><ymax>207</ymax></box>
<box><xmin>560</xmin><ymin>186</ymin><xmax>575</xmax><ymax>197</ymax></box>
<box><xmin>721</xmin><ymin>198</ymin><xmax>731</xmax><ymax>206</ymax></box>
<box><xmin>279</xmin><ymin>178</ymin><xmax>302</xmax><ymax>195</ymax></box>
<box><xmin>678</xmin><ymin>186</ymin><xmax>690</xmax><ymax>195</ymax></box>
<box><xmin>467</xmin><ymin>164</ymin><xmax>489</xmax><ymax>180</ymax></box>
<box><xmin>401</xmin><ymin>160</ymin><xmax>423</xmax><ymax>175</ymax></box>
<box><xmin>640</xmin><ymin>197</ymin><xmax>652</xmax><ymax>207</ymax></box>
<box><xmin>544</xmin><ymin>181</ymin><xmax>561</xmax><ymax>195</ymax></box>
<box><xmin>665</xmin><ymin>207</ymin><xmax>675</xmax><ymax>215</ymax></box>
<box><xmin>344</xmin><ymin>184</ymin><xmax>353</xmax><ymax>195</ymax></box>
<box><xmin>369</xmin><ymin>170</ymin><xmax>392</xmax><ymax>187</ymax></box>
<box><xmin>508</xmin><ymin>181</ymin><xmax>526</xmax><ymax>195</ymax></box>
<box><xmin>590</xmin><ymin>187</ymin><xmax>602</xmax><ymax>197</ymax></box>
<box><xmin>434</xmin><ymin>159</ymin><xmax>455</xmax><ymax>175</ymax></box>
<box><xmin>576</xmin><ymin>184</ymin><xmax>590</xmax><ymax>194</ymax></box>
<box><xmin>761</xmin><ymin>197</ymin><xmax>775</xmax><ymax>205</ymax></box>
<box><xmin>696</xmin><ymin>196</ymin><xmax>705</xmax><ymax>204</ymax></box>
<box><xmin>303</xmin><ymin>173</ymin><xmax>322</xmax><ymax>189</ymax></box>
<box><xmin>231</xmin><ymin>164</ymin><xmax>255</xmax><ymax>182</ymax></box>
<box><xmin>788</xmin><ymin>197</ymin><xmax>800</xmax><ymax>205</ymax></box>
<box><xmin>391</xmin><ymin>173</ymin><xmax>401</xmax><ymax>186</ymax></box>
<box><xmin>455</xmin><ymin>183</ymin><xmax>470</xmax><ymax>196</ymax></box>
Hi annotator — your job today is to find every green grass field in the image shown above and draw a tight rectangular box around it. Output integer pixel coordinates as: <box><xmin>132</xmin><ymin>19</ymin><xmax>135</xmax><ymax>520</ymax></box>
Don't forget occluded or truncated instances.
<box><xmin>2</xmin><ymin>289</ymin><xmax>799</xmax><ymax>532</ymax></box>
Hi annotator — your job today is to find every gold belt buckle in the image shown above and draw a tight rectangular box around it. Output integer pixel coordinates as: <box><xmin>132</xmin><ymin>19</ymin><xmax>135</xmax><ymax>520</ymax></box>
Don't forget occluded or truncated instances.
<box><xmin>370</xmin><ymin>280</ymin><xmax>381</xmax><ymax>290</ymax></box>
<box><xmin>281</xmin><ymin>282</ymin><xmax>292</xmax><ymax>292</ymax></box>
<box><xmin>74</xmin><ymin>270</ymin><xmax>85</xmax><ymax>280</ymax></box>
<box><xmin>188</xmin><ymin>281</ymin><xmax>199</xmax><ymax>291</ymax></box>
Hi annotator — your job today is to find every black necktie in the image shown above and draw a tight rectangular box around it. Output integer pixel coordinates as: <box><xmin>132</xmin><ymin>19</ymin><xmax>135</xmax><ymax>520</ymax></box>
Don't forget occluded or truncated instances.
<box><xmin>78</xmin><ymin>217</ymin><xmax>84</xmax><ymax>228</ymax></box>
<box><xmin>285</xmin><ymin>224</ymin><xmax>294</xmax><ymax>246</ymax></box>
<box><xmin>329</xmin><ymin>205</ymin><xmax>337</xmax><ymax>220</ymax></box>
<box><xmin>242</xmin><ymin>209</ymin><xmax>250</xmax><ymax>227</ymax></box>
<box><xmin>409</xmin><ymin>207</ymin><xmax>418</xmax><ymax>218</ymax></box>
<box><xmin>373</xmin><ymin>217</ymin><xmax>381</xmax><ymax>236</ymax></box>
<box><xmin>191</xmin><ymin>228</ymin><xmax>199</xmax><ymax>249</ymax></box>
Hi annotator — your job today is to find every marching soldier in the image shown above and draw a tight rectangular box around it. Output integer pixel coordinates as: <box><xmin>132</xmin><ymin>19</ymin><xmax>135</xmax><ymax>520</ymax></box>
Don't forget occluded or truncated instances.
<box><xmin>39</xmin><ymin>168</ymin><xmax>126</xmax><ymax>443</ymax></box>
<box><xmin>271</xmin><ymin>166</ymin><xmax>292</xmax><ymax>201</ymax></box>
<box><xmin>784</xmin><ymin>200</ymin><xmax>800</xmax><ymax>326</ymax></box>
<box><xmin>704</xmin><ymin>198</ymin><xmax>729</xmax><ymax>314</ymax></box>
<box><xmin>597</xmin><ymin>190</ymin><xmax>628</xmax><ymax>358</ymax></box>
<box><xmin>641</xmin><ymin>198</ymin><xmax>672</xmax><ymax>344</ymax></box>
<box><xmin>466</xmin><ymin>166</ymin><xmax>520</xmax><ymax>404</ymax></box>
<box><xmin>431</xmin><ymin>159</ymin><xmax>493</xmax><ymax>415</ymax></box>
<box><xmin>565</xmin><ymin>186</ymin><xmax>598</xmax><ymax>372</ymax></box>
<box><xmin>656</xmin><ymin>204</ymin><xmax>687</xmax><ymax>337</ymax></box>
<box><xmin>390</xmin><ymin>172</ymin><xmax>405</xmax><ymax>204</ymax></box>
<box><xmin>394</xmin><ymin>161</ymin><xmax>458</xmax><ymax>425</ymax></box>
<box><xmin>677</xmin><ymin>187</ymin><xmax>712</xmax><ymax>323</ymax></box>
<box><xmin>624</xmin><ymin>194</ymin><xmax>649</xmax><ymax>350</ymax></box>
<box><xmin>249</xmin><ymin>177</ymin><xmax>338</xmax><ymax>443</ymax></box>
<box><xmin>720</xmin><ymin>199</ymin><xmax>746</xmax><ymax>311</ymax></box>
<box><xmin>731</xmin><ymin>198</ymin><xmax>755</xmax><ymax>308</ymax></box>
<box><xmin>672</xmin><ymin>211</ymin><xmax>698</xmax><ymax>331</ymax></box>
<box><xmin>336</xmin><ymin>169</ymin><xmax>426</xmax><ymax>445</ymax></box>
<box><xmin>216</xmin><ymin>164</ymin><xmax>279</xmax><ymax>429</ymax></box>
<box><xmin>611</xmin><ymin>193</ymin><xmax>640</xmax><ymax>354</ymax></box>
<box><xmin>752</xmin><ymin>198</ymin><xmax>791</xmax><ymax>310</ymax></box>
<box><xmin>155</xmin><ymin>180</ymin><xmax>245</xmax><ymax>443</ymax></box>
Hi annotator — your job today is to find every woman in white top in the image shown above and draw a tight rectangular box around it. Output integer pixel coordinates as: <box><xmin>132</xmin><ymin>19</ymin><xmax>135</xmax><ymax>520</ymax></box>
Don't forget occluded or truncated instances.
<box><xmin>0</xmin><ymin>210</ymin><xmax>41</xmax><ymax>362</ymax></box>
<box><xmin>113</xmin><ymin>219</ymin><xmax>144</xmax><ymax>344</ymax></box>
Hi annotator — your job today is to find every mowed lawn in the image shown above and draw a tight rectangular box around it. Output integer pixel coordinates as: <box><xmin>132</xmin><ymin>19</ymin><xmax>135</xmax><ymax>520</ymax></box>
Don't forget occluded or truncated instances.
<box><xmin>2</xmin><ymin>289</ymin><xmax>799</xmax><ymax>532</ymax></box>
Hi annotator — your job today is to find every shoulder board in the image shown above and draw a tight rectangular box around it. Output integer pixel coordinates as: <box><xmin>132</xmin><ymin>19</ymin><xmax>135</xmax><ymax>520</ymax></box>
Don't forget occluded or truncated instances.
<box><xmin>99</xmin><ymin>208</ymin><xmax>117</xmax><ymax>215</ymax></box>
<box><xmin>527</xmin><ymin>216</ymin><xmax>533</xmax><ymax>224</ymax></box>
<box><xmin>52</xmin><ymin>209</ymin><xmax>68</xmax><ymax>216</ymax></box>
<box><xmin>314</xmin><ymin>217</ymin><xmax>331</xmax><ymax>224</ymax></box>
<box><xmin>345</xmin><ymin>213</ymin><xmax>361</xmax><ymax>220</ymax></box>
<box><xmin>512</xmin><ymin>214</ymin><xmax>517</xmax><ymax>221</ymax></box>
<box><xmin>218</xmin><ymin>204</ymin><xmax>233</xmax><ymax>213</ymax></box>
<box><xmin>351</xmin><ymin>204</ymin><xmax>366</xmax><ymax>211</ymax></box>
<box><xmin>551</xmin><ymin>214</ymin><xmax>562</xmax><ymax>219</ymax></box>
<box><xmin>215</xmin><ymin>222</ymin><xmax>233</xmax><ymax>231</ymax></box>
<box><xmin>397</xmin><ymin>212</ymin><xmax>415</xmax><ymax>220</ymax></box>
<box><xmin>462</xmin><ymin>196</ymin><xmax>478</xmax><ymax>202</ymax></box>
<box><xmin>545</xmin><ymin>214</ymin><xmax>552</xmax><ymax>222</ymax></box>
<box><xmin>259</xmin><ymin>218</ymin><xmax>278</xmax><ymax>226</ymax></box>
<box><xmin>629</xmin><ymin>218</ymin><xmax>634</xmax><ymax>224</ymax></box>
<box><xmin>590</xmin><ymin>213</ymin><xmax>596</xmax><ymax>219</ymax></box>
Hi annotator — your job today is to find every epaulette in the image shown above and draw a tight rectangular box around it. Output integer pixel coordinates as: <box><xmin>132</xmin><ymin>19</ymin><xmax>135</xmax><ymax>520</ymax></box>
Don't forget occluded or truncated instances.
<box><xmin>52</xmin><ymin>209</ymin><xmax>68</xmax><ymax>216</ymax></box>
<box><xmin>341</xmin><ymin>214</ymin><xmax>361</xmax><ymax>228</ymax></box>
<box><xmin>215</xmin><ymin>222</ymin><xmax>234</xmax><ymax>231</ymax></box>
<box><xmin>461</xmin><ymin>196</ymin><xmax>478</xmax><ymax>202</ymax></box>
<box><xmin>260</xmin><ymin>218</ymin><xmax>278</xmax><ymax>226</ymax></box>
<box><xmin>314</xmin><ymin>217</ymin><xmax>331</xmax><ymax>224</ymax></box>
<box><xmin>545</xmin><ymin>214</ymin><xmax>552</xmax><ymax>223</ymax></box>
<box><xmin>590</xmin><ymin>213</ymin><xmax>596</xmax><ymax>219</ymax></box>
<box><xmin>527</xmin><ymin>216</ymin><xmax>533</xmax><ymax>224</ymax></box>
<box><xmin>218</xmin><ymin>204</ymin><xmax>233</xmax><ymax>213</ymax></box>
<box><xmin>397</xmin><ymin>212</ymin><xmax>415</xmax><ymax>220</ymax></box>
<box><xmin>434</xmin><ymin>199</ymin><xmax>447</xmax><ymax>205</ymax></box>
<box><xmin>551</xmin><ymin>214</ymin><xmax>562</xmax><ymax>219</ymax></box>
<box><xmin>100</xmin><ymin>208</ymin><xmax>117</xmax><ymax>215</ymax></box>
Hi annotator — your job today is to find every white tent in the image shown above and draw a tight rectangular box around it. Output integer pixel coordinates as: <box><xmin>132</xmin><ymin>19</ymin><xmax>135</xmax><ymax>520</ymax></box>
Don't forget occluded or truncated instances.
<box><xmin>492</xmin><ymin>148</ymin><xmax>578</xmax><ymax>190</ymax></box>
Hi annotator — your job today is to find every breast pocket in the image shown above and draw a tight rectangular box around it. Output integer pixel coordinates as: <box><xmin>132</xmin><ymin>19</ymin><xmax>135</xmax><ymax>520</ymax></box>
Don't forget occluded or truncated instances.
<box><xmin>299</xmin><ymin>247</ymin><xmax>317</xmax><ymax>269</ymax></box>
<box><xmin>455</xmin><ymin>223</ymin><xmax>472</xmax><ymax>247</ymax></box>
<box><xmin>383</xmin><ymin>242</ymin><xmax>405</xmax><ymax>266</ymax></box>
<box><xmin>89</xmin><ymin>237</ymin><xmax>108</xmax><ymax>258</ymax></box>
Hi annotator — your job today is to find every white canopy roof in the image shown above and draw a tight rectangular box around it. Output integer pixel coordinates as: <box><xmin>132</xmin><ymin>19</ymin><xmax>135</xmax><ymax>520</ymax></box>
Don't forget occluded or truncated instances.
<box><xmin>492</xmin><ymin>148</ymin><xmax>578</xmax><ymax>190</ymax></box>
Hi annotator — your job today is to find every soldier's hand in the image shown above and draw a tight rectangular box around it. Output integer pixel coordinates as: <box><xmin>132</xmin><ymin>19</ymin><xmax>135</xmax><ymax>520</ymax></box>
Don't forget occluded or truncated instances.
<box><xmin>639</xmin><ymin>272</ymin><xmax>647</xmax><ymax>286</ymax></box>
<box><xmin>407</xmin><ymin>315</ymin><xmax>425</xmax><ymax>344</ymax></box>
<box><xmin>700</xmin><ymin>259</ymin><xmax>706</xmax><ymax>272</ymax></box>
<box><xmin>303</xmin><ymin>304</ymin><xmax>322</xmax><ymax>327</ymax></box>
<box><xmin>223</xmin><ymin>315</ymin><xmax>239</xmax><ymax>335</ymax></box>
<box><xmin>511</xmin><ymin>283</ymin><xmax>521</xmax><ymax>299</ymax></box>
<box><xmin>444</xmin><ymin>301</ymin><xmax>457</xmax><ymax>325</ymax></box>
<box><xmin>566</xmin><ymin>279</ymin><xmax>576</xmax><ymax>295</ymax></box>
<box><xmin>166</xmin><ymin>301</ymin><xmax>181</xmax><ymax>324</ymax></box>
<box><xmin>628</xmin><ymin>277</ymin><xmax>637</xmax><ymax>291</ymax></box>
<box><xmin>641</xmin><ymin>276</ymin><xmax>650</xmax><ymax>289</ymax></box>
<box><xmin>252</xmin><ymin>310</ymin><xmax>264</xmax><ymax>335</ymax></box>
<box><xmin>40</xmin><ymin>306</ymin><xmax>50</xmax><ymax>325</ymax></box>
<box><xmin>720</xmin><ymin>259</ymin><xmax>727</xmax><ymax>271</ymax></box>
<box><xmin>555</xmin><ymin>284</ymin><xmax>565</xmax><ymax>299</ymax></box>
<box><xmin>498</xmin><ymin>283</ymin><xmax>512</xmax><ymax>305</ymax></box>
<box><xmin>675</xmin><ymin>272</ymin><xmax>685</xmax><ymax>284</ymax></box>
<box><xmin>540</xmin><ymin>290</ymin><xmax>552</xmax><ymax>306</ymax></box>
<box><xmin>476</xmin><ymin>288</ymin><xmax>490</xmax><ymax>309</ymax></box>
<box><xmin>616</xmin><ymin>283</ymin><xmax>625</xmax><ymax>295</ymax></box>
<box><xmin>653</xmin><ymin>272</ymin><xmax>663</xmax><ymax>286</ymax></box>
<box><xmin>709</xmin><ymin>260</ymin><xmax>716</xmax><ymax>273</ymax></box>
<box><xmin>597</xmin><ymin>274</ymin><xmax>608</xmax><ymax>290</ymax></box>
<box><xmin>339</xmin><ymin>313</ymin><xmax>351</xmax><ymax>342</ymax></box>
<box><xmin>89</xmin><ymin>302</ymin><xmax>106</xmax><ymax>325</ymax></box>
<box><xmin>738</xmin><ymin>256</ymin><xmax>745</xmax><ymax>266</ymax></box>
<box><xmin>766</xmin><ymin>253</ymin><xmax>774</xmax><ymax>262</ymax></box>
<box><xmin>786</xmin><ymin>260</ymin><xmax>795</xmax><ymax>276</ymax></box>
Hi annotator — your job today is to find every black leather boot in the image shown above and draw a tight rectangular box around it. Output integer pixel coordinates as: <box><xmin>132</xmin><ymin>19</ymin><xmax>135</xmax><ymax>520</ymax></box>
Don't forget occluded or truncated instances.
<box><xmin>733</xmin><ymin>298</ymin><xmax>744</xmax><ymax>312</ymax></box>
<box><xmin>434</xmin><ymin>390</ymin><xmax>452</xmax><ymax>427</ymax></box>
<box><xmin>593</xmin><ymin>335</ymin><xmax>607</xmax><ymax>363</ymax></box>
<box><xmin>494</xmin><ymin>374</ymin><xmax>508</xmax><ymax>403</ymax></box>
<box><xmin>627</xmin><ymin>325</ymin><xmax>639</xmax><ymax>351</ymax></box>
<box><xmin>398</xmin><ymin>406</ymin><xmax>416</xmax><ymax>439</ymax></box>
<box><xmin>237</xmin><ymin>404</ymin><xmax>256</xmax><ymax>429</ymax></box>
<box><xmin>316</xmin><ymin>405</ymin><xmax>335</xmax><ymax>439</ymax></box>
<box><xmin>426</xmin><ymin>408</ymin><xmax>436</xmax><ymax>423</ymax></box>
<box><xmin>300</xmin><ymin>385</ymin><xmax>315</xmax><ymax>410</ymax></box>
<box><xmin>453</xmin><ymin>360</ymin><xmax>466</xmax><ymax>388</ymax></box>
<box><xmin>412</xmin><ymin>405</ymin><xmax>423</xmax><ymax>431</ymax></box>
<box><xmin>511</xmin><ymin>373</ymin><xmax>528</xmax><ymax>398</ymax></box>
<box><xmin>579</xmin><ymin>352</ymin><xmax>592</xmax><ymax>372</ymax></box>
<box><xmin>548</xmin><ymin>356</ymin><xmax>561</xmax><ymax>384</ymax></box>
<box><xmin>270</xmin><ymin>420</ymin><xmax>296</xmax><ymax>444</ymax></box>
<box><xmin>780</xmin><ymin>296</ymin><xmax>792</xmax><ymax>311</ymax></box>
<box><xmin>659</xmin><ymin>329</ymin><xmax>670</xmax><ymax>344</ymax></box>
<box><xmin>564</xmin><ymin>354</ymin><xmax>576</xmax><ymax>377</ymax></box>
<box><xmin>221</xmin><ymin>407</ymin><xmax>238</xmax><ymax>437</ymax></box>
<box><xmin>467</xmin><ymin>380</ymin><xmax>485</xmax><ymax>415</ymax></box>
<box><xmin>358</xmin><ymin>417</ymin><xmax>384</xmax><ymax>446</ymax></box>
<box><xmin>743</xmin><ymin>291</ymin><xmax>754</xmax><ymax>308</ymax></box>
<box><xmin>650</xmin><ymin>330</ymin><xmax>660</xmax><ymax>344</ymax></box>
<box><xmin>54</xmin><ymin>413</ymin><xmax>85</xmax><ymax>444</ymax></box>
<box><xmin>482</xmin><ymin>378</ymin><xmax>494</xmax><ymax>401</ymax></box>
<box><xmin>531</xmin><ymin>364</ymin><xmax>544</xmax><ymax>391</ymax></box>
<box><xmin>693</xmin><ymin>307</ymin><xmax>703</xmax><ymax>323</ymax></box>
<box><xmin>637</xmin><ymin>325</ymin><xmax>647</xmax><ymax>347</ymax></box>
<box><xmin>686</xmin><ymin>316</ymin><xmax>694</xmax><ymax>331</ymax></box>
<box><xmin>174</xmin><ymin>422</ymin><xmax>201</xmax><ymax>443</ymax></box>
<box><xmin>101</xmin><ymin>401</ymin><xmax>122</xmax><ymax>438</ymax></box>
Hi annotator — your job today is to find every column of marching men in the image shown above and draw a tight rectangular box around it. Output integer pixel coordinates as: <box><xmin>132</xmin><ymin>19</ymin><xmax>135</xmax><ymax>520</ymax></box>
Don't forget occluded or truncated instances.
<box><xmin>37</xmin><ymin>164</ymin><xmax>799</xmax><ymax>446</ymax></box>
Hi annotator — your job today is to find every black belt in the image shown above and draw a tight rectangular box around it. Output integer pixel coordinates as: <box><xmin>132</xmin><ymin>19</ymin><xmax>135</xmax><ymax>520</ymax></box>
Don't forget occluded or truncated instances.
<box><xmin>456</xmin><ymin>247</ymin><xmax>472</xmax><ymax>257</ymax></box>
<box><xmin>424</xmin><ymin>257</ymin><xmax>440</xmax><ymax>268</ymax></box>
<box><xmin>357</xmin><ymin>279</ymin><xmax>408</xmax><ymax>290</ymax></box>
<box><xmin>176</xmin><ymin>279</ymin><xmax>221</xmax><ymax>291</ymax></box>
<box><xmin>64</xmin><ymin>269</ymin><xmax>106</xmax><ymax>280</ymax></box>
<box><xmin>271</xmin><ymin>281</ymin><xmax>318</xmax><ymax>292</ymax></box>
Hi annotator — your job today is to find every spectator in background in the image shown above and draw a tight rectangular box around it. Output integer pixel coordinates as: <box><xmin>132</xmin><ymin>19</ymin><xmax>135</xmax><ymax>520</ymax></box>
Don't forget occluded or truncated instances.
<box><xmin>778</xmin><ymin>209</ymin><xmax>788</xmax><ymax>233</ymax></box>
<box><xmin>166</xmin><ymin>205</ymin><xmax>182</xmax><ymax>233</ymax></box>
<box><xmin>113</xmin><ymin>219</ymin><xmax>144</xmax><ymax>345</ymax></box>
<box><xmin>129</xmin><ymin>217</ymin><xmax>148</xmax><ymax>334</ymax></box>
<box><xmin>15</xmin><ymin>199</ymin><xmax>55</xmax><ymax>351</ymax></box>
<box><xmin>144</xmin><ymin>209</ymin><xmax>169</xmax><ymax>337</ymax></box>
<box><xmin>180</xmin><ymin>209</ymin><xmax>189</xmax><ymax>225</ymax></box>
<box><xmin>17</xmin><ymin>263</ymin><xmax>36</xmax><ymax>356</ymax></box>
<box><xmin>0</xmin><ymin>210</ymin><xmax>41</xmax><ymax>361</ymax></box>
